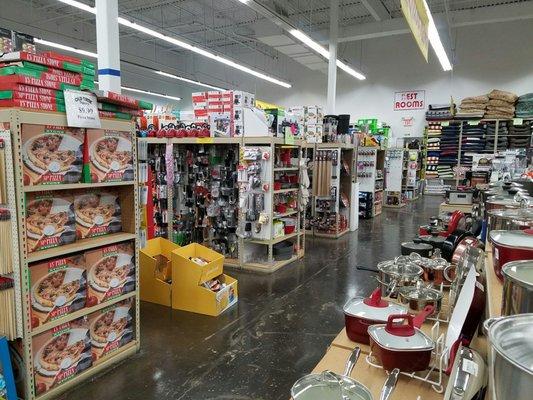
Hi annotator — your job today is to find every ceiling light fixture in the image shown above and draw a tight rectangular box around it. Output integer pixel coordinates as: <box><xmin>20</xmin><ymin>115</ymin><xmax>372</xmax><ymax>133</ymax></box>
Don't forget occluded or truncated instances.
<box><xmin>56</xmin><ymin>0</ymin><xmax>292</xmax><ymax>88</ymax></box>
<box><xmin>94</xmin><ymin>80</ymin><xmax>182</xmax><ymax>101</ymax></box>
<box><xmin>422</xmin><ymin>0</ymin><xmax>453</xmax><ymax>71</ymax></box>
<box><xmin>289</xmin><ymin>29</ymin><xmax>366</xmax><ymax>80</ymax></box>
<box><xmin>155</xmin><ymin>71</ymin><xmax>225</xmax><ymax>91</ymax></box>
<box><xmin>34</xmin><ymin>38</ymin><xmax>97</xmax><ymax>58</ymax></box>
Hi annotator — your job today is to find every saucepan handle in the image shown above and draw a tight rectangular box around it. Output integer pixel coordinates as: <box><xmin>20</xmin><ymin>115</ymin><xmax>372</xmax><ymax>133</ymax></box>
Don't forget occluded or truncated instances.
<box><xmin>380</xmin><ymin>368</ymin><xmax>400</xmax><ymax>400</ymax></box>
<box><xmin>343</xmin><ymin>347</ymin><xmax>361</xmax><ymax>377</ymax></box>
<box><xmin>356</xmin><ymin>265</ymin><xmax>379</xmax><ymax>273</ymax></box>
<box><xmin>386</xmin><ymin>314</ymin><xmax>413</xmax><ymax>331</ymax></box>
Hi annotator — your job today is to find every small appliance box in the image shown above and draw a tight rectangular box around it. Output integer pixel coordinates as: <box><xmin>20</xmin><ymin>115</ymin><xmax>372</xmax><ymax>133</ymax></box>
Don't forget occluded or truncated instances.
<box><xmin>86</xmin><ymin>129</ymin><xmax>134</xmax><ymax>183</ymax></box>
<box><xmin>233</xmin><ymin>91</ymin><xmax>255</xmax><ymax>107</ymax></box>
<box><xmin>29</xmin><ymin>254</ymin><xmax>87</xmax><ymax>328</ymax></box>
<box><xmin>88</xmin><ymin>298</ymin><xmax>134</xmax><ymax>364</ymax></box>
<box><xmin>306</xmin><ymin>106</ymin><xmax>323</xmax><ymax>125</ymax></box>
<box><xmin>305</xmin><ymin>124</ymin><xmax>323</xmax><ymax>143</ymax></box>
<box><xmin>210</xmin><ymin>112</ymin><xmax>232</xmax><ymax>137</ymax></box>
<box><xmin>74</xmin><ymin>190</ymin><xmax>122</xmax><ymax>239</ymax></box>
<box><xmin>21</xmin><ymin>124</ymin><xmax>84</xmax><ymax>186</ymax></box>
<box><xmin>32</xmin><ymin>317</ymin><xmax>92</xmax><ymax>396</ymax></box>
<box><xmin>25</xmin><ymin>191</ymin><xmax>76</xmax><ymax>253</ymax></box>
<box><xmin>85</xmin><ymin>242</ymin><xmax>136</xmax><ymax>306</ymax></box>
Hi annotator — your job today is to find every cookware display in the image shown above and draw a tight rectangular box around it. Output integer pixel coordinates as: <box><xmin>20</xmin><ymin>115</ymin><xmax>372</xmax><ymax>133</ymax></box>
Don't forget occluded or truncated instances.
<box><xmin>443</xmin><ymin>345</ymin><xmax>487</xmax><ymax>400</ymax></box>
<box><xmin>408</xmin><ymin>253</ymin><xmax>454</xmax><ymax>286</ymax></box>
<box><xmin>400</xmin><ymin>239</ymin><xmax>433</xmax><ymax>257</ymax></box>
<box><xmin>484</xmin><ymin>194</ymin><xmax>522</xmax><ymax>212</ymax></box>
<box><xmin>417</xmin><ymin>234</ymin><xmax>446</xmax><ymax>251</ymax></box>
<box><xmin>501</xmin><ymin>260</ymin><xmax>533</xmax><ymax>315</ymax></box>
<box><xmin>486</xmin><ymin>314</ymin><xmax>533</xmax><ymax>400</ymax></box>
<box><xmin>487</xmin><ymin>207</ymin><xmax>533</xmax><ymax>235</ymax></box>
<box><xmin>343</xmin><ymin>288</ymin><xmax>407</xmax><ymax>344</ymax></box>
<box><xmin>489</xmin><ymin>229</ymin><xmax>533</xmax><ymax>281</ymax></box>
<box><xmin>397</xmin><ymin>283</ymin><xmax>443</xmax><ymax>316</ymax></box>
<box><xmin>290</xmin><ymin>347</ymin><xmax>400</xmax><ymax>400</ymax></box>
<box><xmin>450</xmin><ymin>236</ymin><xmax>481</xmax><ymax>266</ymax></box>
<box><xmin>450</xmin><ymin>246</ymin><xmax>485</xmax><ymax>307</ymax></box>
<box><xmin>368</xmin><ymin>306</ymin><xmax>435</xmax><ymax>372</ymax></box>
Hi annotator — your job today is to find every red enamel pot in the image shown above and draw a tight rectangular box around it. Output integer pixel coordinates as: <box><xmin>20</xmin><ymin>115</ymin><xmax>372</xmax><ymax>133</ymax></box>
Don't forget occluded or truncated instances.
<box><xmin>368</xmin><ymin>305</ymin><xmax>435</xmax><ymax>372</ymax></box>
<box><xmin>343</xmin><ymin>288</ymin><xmax>407</xmax><ymax>345</ymax></box>
<box><xmin>489</xmin><ymin>229</ymin><xmax>533</xmax><ymax>281</ymax></box>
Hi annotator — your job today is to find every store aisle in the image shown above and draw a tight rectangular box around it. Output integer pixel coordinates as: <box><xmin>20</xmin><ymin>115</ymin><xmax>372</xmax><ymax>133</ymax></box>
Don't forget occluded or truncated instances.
<box><xmin>62</xmin><ymin>196</ymin><xmax>442</xmax><ymax>400</ymax></box>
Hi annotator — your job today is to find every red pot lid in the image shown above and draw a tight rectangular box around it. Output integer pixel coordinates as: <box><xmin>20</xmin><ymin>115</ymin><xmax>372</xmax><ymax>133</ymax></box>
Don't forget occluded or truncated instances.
<box><xmin>489</xmin><ymin>229</ymin><xmax>533</xmax><ymax>249</ymax></box>
<box><xmin>343</xmin><ymin>288</ymin><xmax>407</xmax><ymax>321</ymax></box>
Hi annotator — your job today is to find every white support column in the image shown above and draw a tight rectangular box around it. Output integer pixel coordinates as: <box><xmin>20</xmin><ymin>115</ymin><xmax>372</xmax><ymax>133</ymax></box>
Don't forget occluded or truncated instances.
<box><xmin>96</xmin><ymin>0</ymin><xmax>121</xmax><ymax>93</ymax></box>
<box><xmin>326</xmin><ymin>0</ymin><xmax>339</xmax><ymax>115</ymax></box>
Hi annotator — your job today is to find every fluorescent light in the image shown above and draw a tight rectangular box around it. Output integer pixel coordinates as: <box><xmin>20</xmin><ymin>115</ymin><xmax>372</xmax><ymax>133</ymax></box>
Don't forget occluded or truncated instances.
<box><xmin>289</xmin><ymin>29</ymin><xmax>366</xmax><ymax>80</ymax></box>
<box><xmin>422</xmin><ymin>0</ymin><xmax>452</xmax><ymax>71</ymax></box>
<box><xmin>155</xmin><ymin>71</ymin><xmax>225</xmax><ymax>91</ymax></box>
<box><xmin>237</xmin><ymin>0</ymin><xmax>250</xmax><ymax>3</ymax></box>
<box><xmin>95</xmin><ymin>81</ymin><xmax>181</xmax><ymax>101</ymax></box>
<box><xmin>55</xmin><ymin>1</ymin><xmax>292</xmax><ymax>88</ymax></box>
<box><xmin>34</xmin><ymin>38</ymin><xmax>97</xmax><ymax>58</ymax></box>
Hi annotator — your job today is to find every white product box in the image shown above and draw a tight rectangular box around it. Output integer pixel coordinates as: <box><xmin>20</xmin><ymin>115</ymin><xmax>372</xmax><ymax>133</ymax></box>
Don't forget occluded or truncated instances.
<box><xmin>242</xmin><ymin>107</ymin><xmax>269</xmax><ymax>136</ymax></box>
<box><xmin>234</xmin><ymin>91</ymin><xmax>255</xmax><ymax>107</ymax></box>
<box><xmin>210</xmin><ymin>112</ymin><xmax>232</xmax><ymax>137</ymax></box>
<box><xmin>305</xmin><ymin>124</ymin><xmax>323</xmax><ymax>143</ymax></box>
<box><xmin>192</xmin><ymin>92</ymin><xmax>207</xmax><ymax>102</ymax></box>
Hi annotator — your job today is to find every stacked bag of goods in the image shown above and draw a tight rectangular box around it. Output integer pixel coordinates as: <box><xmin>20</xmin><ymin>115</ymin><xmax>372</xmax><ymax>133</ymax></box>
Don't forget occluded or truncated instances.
<box><xmin>425</xmin><ymin>103</ymin><xmax>455</xmax><ymax>120</ymax></box>
<box><xmin>485</xmin><ymin>121</ymin><xmax>508</xmax><ymax>151</ymax></box>
<box><xmin>486</xmin><ymin>89</ymin><xmax>518</xmax><ymax>120</ymax></box>
<box><xmin>515</xmin><ymin>93</ymin><xmax>533</xmax><ymax>118</ymax></box>
<box><xmin>456</xmin><ymin>95</ymin><xmax>488</xmax><ymax>119</ymax></box>
<box><xmin>508</xmin><ymin>121</ymin><xmax>532</xmax><ymax>149</ymax></box>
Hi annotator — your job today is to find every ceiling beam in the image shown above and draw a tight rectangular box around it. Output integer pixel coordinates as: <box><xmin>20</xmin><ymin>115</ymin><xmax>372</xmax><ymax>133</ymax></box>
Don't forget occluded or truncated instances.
<box><xmin>360</xmin><ymin>0</ymin><xmax>391</xmax><ymax>22</ymax></box>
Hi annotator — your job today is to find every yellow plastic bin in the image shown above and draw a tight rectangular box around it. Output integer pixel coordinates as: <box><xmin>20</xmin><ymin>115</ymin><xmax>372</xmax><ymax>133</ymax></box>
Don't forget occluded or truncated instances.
<box><xmin>171</xmin><ymin>243</ymin><xmax>238</xmax><ymax>316</ymax></box>
<box><xmin>139</xmin><ymin>238</ymin><xmax>180</xmax><ymax>307</ymax></box>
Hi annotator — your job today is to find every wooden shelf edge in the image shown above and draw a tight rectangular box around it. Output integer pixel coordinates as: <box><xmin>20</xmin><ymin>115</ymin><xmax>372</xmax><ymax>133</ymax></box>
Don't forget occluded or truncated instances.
<box><xmin>241</xmin><ymin>255</ymin><xmax>299</xmax><ymax>273</ymax></box>
<box><xmin>24</xmin><ymin>181</ymin><xmax>135</xmax><ymax>193</ymax></box>
<box><xmin>248</xmin><ymin>231</ymin><xmax>299</xmax><ymax>245</ymax></box>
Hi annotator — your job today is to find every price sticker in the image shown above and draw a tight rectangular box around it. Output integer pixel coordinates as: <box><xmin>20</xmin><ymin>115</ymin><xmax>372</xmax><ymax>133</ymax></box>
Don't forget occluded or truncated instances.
<box><xmin>461</xmin><ymin>359</ymin><xmax>479</xmax><ymax>377</ymax></box>
<box><xmin>64</xmin><ymin>89</ymin><xmax>101</xmax><ymax>128</ymax></box>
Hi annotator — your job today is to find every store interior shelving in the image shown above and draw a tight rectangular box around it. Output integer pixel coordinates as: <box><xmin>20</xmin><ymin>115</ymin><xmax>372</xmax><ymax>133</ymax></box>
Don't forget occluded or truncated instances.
<box><xmin>357</xmin><ymin>147</ymin><xmax>384</xmax><ymax>218</ymax></box>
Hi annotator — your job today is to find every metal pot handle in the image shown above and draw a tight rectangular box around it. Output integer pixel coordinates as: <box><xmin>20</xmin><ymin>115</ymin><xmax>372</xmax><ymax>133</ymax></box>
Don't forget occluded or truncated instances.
<box><xmin>380</xmin><ymin>368</ymin><xmax>400</xmax><ymax>400</ymax></box>
<box><xmin>343</xmin><ymin>347</ymin><xmax>361</xmax><ymax>377</ymax></box>
<box><xmin>443</xmin><ymin>264</ymin><xmax>455</xmax><ymax>283</ymax></box>
<box><xmin>482</xmin><ymin>316</ymin><xmax>505</xmax><ymax>336</ymax></box>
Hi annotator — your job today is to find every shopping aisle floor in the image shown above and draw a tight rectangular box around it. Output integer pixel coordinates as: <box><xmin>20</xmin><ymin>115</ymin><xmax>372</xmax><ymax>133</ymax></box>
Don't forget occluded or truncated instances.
<box><xmin>62</xmin><ymin>196</ymin><xmax>441</xmax><ymax>400</ymax></box>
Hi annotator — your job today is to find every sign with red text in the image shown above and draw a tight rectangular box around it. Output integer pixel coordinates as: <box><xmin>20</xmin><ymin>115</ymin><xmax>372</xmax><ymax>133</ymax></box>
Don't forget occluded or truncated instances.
<box><xmin>394</xmin><ymin>90</ymin><xmax>425</xmax><ymax>111</ymax></box>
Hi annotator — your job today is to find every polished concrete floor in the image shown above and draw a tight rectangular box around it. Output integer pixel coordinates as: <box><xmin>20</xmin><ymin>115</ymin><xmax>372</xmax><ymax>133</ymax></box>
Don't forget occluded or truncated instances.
<box><xmin>62</xmin><ymin>196</ymin><xmax>441</xmax><ymax>400</ymax></box>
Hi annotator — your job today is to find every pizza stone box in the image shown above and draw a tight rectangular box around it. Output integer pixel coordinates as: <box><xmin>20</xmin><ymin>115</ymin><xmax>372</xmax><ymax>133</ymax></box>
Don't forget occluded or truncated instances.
<box><xmin>86</xmin><ymin>129</ymin><xmax>134</xmax><ymax>183</ymax></box>
<box><xmin>139</xmin><ymin>238</ymin><xmax>180</xmax><ymax>307</ymax></box>
<box><xmin>74</xmin><ymin>190</ymin><xmax>122</xmax><ymax>240</ymax></box>
<box><xmin>25</xmin><ymin>191</ymin><xmax>76</xmax><ymax>253</ymax></box>
<box><xmin>29</xmin><ymin>254</ymin><xmax>87</xmax><ymax>328</ymax></box>
<box><xmin>32</xmin><ymin>317</ymin><xmax>92</xmax><ymax>396</ymax></box>
<box><xmin>191</xmin><ymin>92</ymin><xmax>207</xmax><ymax>103</ymax></box>
<box><xmin>88</xmin><ymin>298</ymin><xmax>134</xmax><ymax>364</ymax></box>
<box><xmin>85</xmin><ymin>241</ymin><xmax>136</xmax><ymax>306</ymax></box>
<box><xmin>21</xmin><ymin>124</ymin><xmax>84</xmax><ymax>186</ymax></box>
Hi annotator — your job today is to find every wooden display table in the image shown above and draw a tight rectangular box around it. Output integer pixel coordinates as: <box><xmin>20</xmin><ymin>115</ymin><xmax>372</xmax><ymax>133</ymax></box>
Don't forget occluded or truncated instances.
<box><xmin>484</xmin><ymin>243</ymin><xmax>503</xmax><ymax>317</ymax></box>
<box><xmin>439</xmin><ymin>202</ymin><xmax>474</xmax><ymax>215</ymax></box>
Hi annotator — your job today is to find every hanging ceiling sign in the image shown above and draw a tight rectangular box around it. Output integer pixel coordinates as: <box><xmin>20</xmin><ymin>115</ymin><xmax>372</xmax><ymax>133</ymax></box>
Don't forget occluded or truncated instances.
<box><xmin>401</xmin><ymin>0</ymin><xmax>430</xmax><ymax>62</ymax></box>
<box><xmin>394</xmin><ymin>90</ymin><xmax>426</xmax><ymax>111</ymax></box>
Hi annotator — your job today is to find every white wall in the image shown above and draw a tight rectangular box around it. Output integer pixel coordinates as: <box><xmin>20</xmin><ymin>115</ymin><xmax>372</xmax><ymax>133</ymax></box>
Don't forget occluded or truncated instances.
<box><xmin>255</xmin><ymin>19</ymin><xmax>533</xmax><ymax>143</ymax></box>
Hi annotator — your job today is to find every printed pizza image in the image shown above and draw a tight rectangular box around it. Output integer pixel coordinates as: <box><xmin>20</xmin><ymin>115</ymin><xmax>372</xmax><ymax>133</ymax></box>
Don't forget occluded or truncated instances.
<box><xmin>90</xmin><ymin>306</ymin><xmax>131</xmax><ymax>345</ymax></box>
<box><xmin>91</xmin><ymin>136</ymin><xmax>132</xmax><ymax>172</ymax></box>
<box><xmin>38</xmin><ymin>331</ymin><xmax>86</xmax><ymax>372</ymax></box>
<box><xmin>32</xmin><ymin>268</ymin><xmax>85</xmax><ymax>309</ymax></box>
<box><xmin>89</xmin><ymin>253</ymin><xmax>133</xmax><ymax>291</ymax></box>
<box><xmin>25</xmin><ymin>134</ymin><xmax>79</xmax><ymax>173</ymax></box>
<box><xmin>75</xmin><ymin>193</ymin><xmax>116</xmax><ymax>228</ymax></box>
<box><xmin>26</xmin><ymin>199</ymin><xmax>69</xmax><ymax>239</ymax></box>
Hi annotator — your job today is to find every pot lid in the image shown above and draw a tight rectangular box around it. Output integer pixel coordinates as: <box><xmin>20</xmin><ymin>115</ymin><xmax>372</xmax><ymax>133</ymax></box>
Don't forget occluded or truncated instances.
<box><xmin>291</xmin><ymin>372</ymin><xmax>373</xmax><ymax>400</ymax></box>
<box><xmin>377</xmin><ymin>260</ymin><xmax>424</xmax><ymax>278</ymax></box>
<box><xmin>343</xmin><ymin>289</ymin><xmax>407</xmax><ymax>321</ymax></box>
<box><xmin>368</xmin><ymin>321</ymin><xmax>434</xmax><ymax>351</ymax></box>
<box><xmin>400</xmin><ymin>286</ymin><xmax>443</xmax><ymax>301</ymax></box>
<box><xmin>488</xmin><ymin>314</ymin><xmax>533</xmax><ymax>376</ymax></box>
<box><xmin>489</xmin><ymin>229</ymin><xmax>533</xmax><ymax>249</ymax></box>
<box><xmin>502</xmin><ymin>260</ymin><xmax>533</xmax><ymax>289</ymax></box>
<box><xmin>495</xmin><ymin>208</ymin><xmax>533</xmax><ymax>222</ymax></box>
<box><xmin>401</xmin><ymin>241</ymin><xmax>433</xmax><ymax>251</ymax></box>
<box><xmin>419</xmin><ymin>235</ymin><xmax>446</xmax><ymax>244</ymax></box>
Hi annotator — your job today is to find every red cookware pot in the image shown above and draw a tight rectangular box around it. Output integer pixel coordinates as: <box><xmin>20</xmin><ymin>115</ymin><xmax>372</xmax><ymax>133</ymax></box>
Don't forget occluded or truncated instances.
<box><xmin>451</xmin><ymin>236</ymin><xmax>482</xmax><ymax>266</ymax></box>
<box><xmin>368</xmin><ymin>305</ymin><xmax>435</xmax><ymax>372</ymax></box>
<box><xmin>489</xmin><ymin>229</ymin><xmax>533</xmax><ymax>281</ymax></box>
<box><xmin>176</xmin><ymin>123</ymin><xmax>188</xmax><ymax>138</ymax></box>
<box><xmin>343</xmin><ymin>288</ymin><xmax>407</xmax><ymax>344</ymax></box>
<box><xmin>156</xmin><ymin>128</ymin><xmax>166</xmax><ymax>138</ymax></box>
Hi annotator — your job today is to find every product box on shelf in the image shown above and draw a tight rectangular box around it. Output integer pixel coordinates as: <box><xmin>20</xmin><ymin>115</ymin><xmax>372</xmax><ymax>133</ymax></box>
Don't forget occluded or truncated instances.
<box><xmin>306</xmin><ymin>106</ymin><xmax>323</xmax><ymax>125</ymax></box>
<box><xmin>32</xmin><ymin>316</ymin><xmax>92</xmax><ymax>396</ymax></box>
<box><xmin>25</xmin><ymin>191</ymin><xmax>76</xmax><ymax>253</ymax></box>
<box><xmin>21</xmin><ymin>124</ymin><xmax>84</xmax><ymax>186</ymax></box>
<box><xmin>171</xmin><ymin>243</ymin><xmax>238</xmax><ymax>316</ymax></box>
<box><xmin>209</xmin><ymin>112</ymin><xmax>232</xmax><ymax>137</ymax></box>
<box><xmin>305</xmin><ymin>124</ymin><xmax>323</xmax><ymax>143</ymax></box>
<box><xmin>233</xmin><ymin>91</ymin><xmax>255</xmax><ymax>107</ymax></box>
<box><xmin>88</xmin><ymin>298</ymin><xmax>134</xmax><ymax>364</ymax></box>
<box><xmin>29</xmin><ymin>254</ymin><xmax>87</xmax><ymax>328</ymax></box>
<box><xmin>86</xmin><ymin>129</ymin><xmax>134</xmax><ymax>183</ymax></box>
<box><xmin>85</xmin><ymin>242</ymin><xmax>136</xmax><ymax>306</ymax></box>
<box><xmin>74</xmin><ymin>190</ymin><xmax>122</xmax><ymax>239</ymax></box>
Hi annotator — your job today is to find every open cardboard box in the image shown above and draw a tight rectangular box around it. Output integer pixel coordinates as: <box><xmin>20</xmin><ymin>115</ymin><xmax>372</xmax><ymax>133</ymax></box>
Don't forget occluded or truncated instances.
<box><xmin>139</xmin><ymin>238</ymin><xmax>180</xmax><ymax>307</ymax></box>
<box><xmin>171</xmin><ymin>243</ymin><xmax>238</xmax><ymax>316</ymax></box>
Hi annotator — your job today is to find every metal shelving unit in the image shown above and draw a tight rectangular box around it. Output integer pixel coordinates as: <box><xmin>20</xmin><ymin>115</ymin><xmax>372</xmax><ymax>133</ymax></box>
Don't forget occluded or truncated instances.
<box><xmin>0</xmin><ymin>108</ymin><xmax>141</xmax><ymax>400</ymax></box>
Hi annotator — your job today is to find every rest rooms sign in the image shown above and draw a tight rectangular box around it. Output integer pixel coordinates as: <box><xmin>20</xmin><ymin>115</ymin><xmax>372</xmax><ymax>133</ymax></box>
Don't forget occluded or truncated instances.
<box><xmin>401</xmin><ymin>0</ymin><xmax>429</xmax><ymax>61</ymax></box>
<box><xmin>64</xmin><ymin>89</ymin><xmax>101</xmax><ymax>128</ymax></box>
<box><xmin>394</xmin><ymin>90</ymin><xmax>425</xmax><ymax>110</ymax></box>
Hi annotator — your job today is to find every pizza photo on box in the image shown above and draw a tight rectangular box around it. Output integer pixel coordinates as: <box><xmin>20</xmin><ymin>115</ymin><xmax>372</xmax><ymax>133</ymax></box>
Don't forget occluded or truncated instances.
<box><xmin>30</xmin><ymin>255</ymin><xmax>87</xmax><ymax>327</ymax></box>
<box><xmin>89</xmin><ymin>300</ymin><xmax>133</xmax><ymax>363</ymax></box>
<box><xmin>87</xmin><ymin>129</ymin><xmax>133</xmax><ymax>182</ymax></box>
<box><xmin>25</xmin><ymin>192</ymin><xmax>76</xmax><ymax>253</ymax></box>
<box><xmin>32</xmin><ymin>317</ymin><xmax>92</xmax><ymax>395</ymax></box>
<box><xmin>86</xmin><ymin>243</ymin><xmax>135</xmax><ymax>305</ymax></box>
<box><xmin>74</xmin><ymin>191</ymin><xmax>121</xmax><ymax>239</ymax></box>
<box><xmin>22</xmin><ymin>124</ymin><xmax>83</xmax><ymax>186</ymax></box>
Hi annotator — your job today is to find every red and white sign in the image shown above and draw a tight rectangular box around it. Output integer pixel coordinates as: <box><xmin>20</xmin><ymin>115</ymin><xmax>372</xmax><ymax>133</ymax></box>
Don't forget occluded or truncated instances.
<box><xmin>394</xmin><ymin>90</ymin><xmax>425</xmax><ymax>111</ymax></box>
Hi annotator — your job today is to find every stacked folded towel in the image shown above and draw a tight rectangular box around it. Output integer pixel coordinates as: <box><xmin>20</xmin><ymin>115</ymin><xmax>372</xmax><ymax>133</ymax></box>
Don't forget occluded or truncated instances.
<box><xmin>508</xmin><ymin>122</ymin><xmax>532</xmax><ymax>148</ymax></box>
<box><xmin>516</xmin><ymin>93</ymin><xmax>533</xmax><ymax>118</ymax></box>
<box><xmin>485</xmin><ymin>90</ymin><xmax>518</xmax><ymax>119</ymax></box>
<box><xmin>457</xmin><ymin>95</ymin><xmax>488</xmax><ymax>118</ymax></box>
<box><xmin>425</xmin><ymin>104</ymin><xmax>455</xmax><ymax>120</ymax></box>
<box><xmin>485</xmin><ymin>121</ymin><xmax>508</xmax><ymax>151</ymax></box>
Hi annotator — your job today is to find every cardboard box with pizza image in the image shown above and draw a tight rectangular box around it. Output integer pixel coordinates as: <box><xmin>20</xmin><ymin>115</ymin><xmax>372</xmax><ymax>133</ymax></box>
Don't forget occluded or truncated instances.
<box><xmin>29</xmin><ymin>254</ymin><xmax>87</xmax><ymax>329</ymax></box>
<box><xmin>32</xmin><ymin>317</ymin><xmax>92</xmax><ymax>395</ymax></box>
<box><xmin>25</xmin><ymin>191</ymin><xmax>76</xmax><ymax>253</ymax></box>
<box><xmin>86</xmin><ymin>129</ymin><xmax>134</xmax><ymax>183</ymax></box>
<box><xmin>85</xmin><ymin>242</ymin><xmax>136</xmax><ymax>306</ymax></box>
<box><xmin>74</xmin><ymin>190</ymin><xmax>122</xmax><ymax>239</ymax></box>
<box><xmin>21</xmin><ymin>124</ymin><xmax>84</xmax><ymax>186</ymax></box>
<box><xmin>88</xmin><ymin>298</ymin><xmax>134</xmax><ymax>364</ymax></box>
